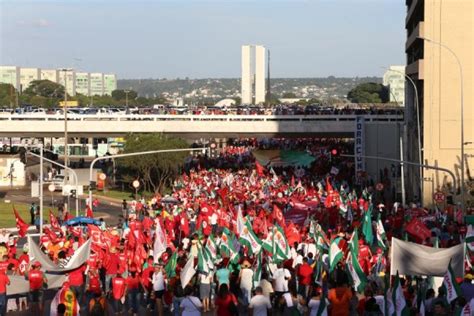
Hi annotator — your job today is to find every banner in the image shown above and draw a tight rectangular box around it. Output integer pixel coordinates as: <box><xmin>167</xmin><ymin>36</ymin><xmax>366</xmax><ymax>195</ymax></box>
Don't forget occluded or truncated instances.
<box><xmin>7</xmin><ymin>273</ymin><xmax>66</xmax><ymax>295</ymax></box>
<box><xmin>28</xmin><ymin>235</ymin><xmax>91</xmax><ymax>272</ymax></box>
<box><xmin>253</xmin><ymin>150</ymin><xmax>315</xmax><ymax>167</ymax></box>
<box><xmin>354</xmin><ymin>116</ymin><xmax>365</xmax><ymax>180</ymax></box>
<box><xmin>390</xmin><ymin>238</ymin><xmax>464</xmax><ymax>277</ymax></box>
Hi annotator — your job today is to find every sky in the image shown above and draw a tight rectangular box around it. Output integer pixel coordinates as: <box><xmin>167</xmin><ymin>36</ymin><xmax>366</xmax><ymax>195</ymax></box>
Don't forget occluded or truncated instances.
<box><xmin>0</xmin><ymin>0</ymin><xmax>406</xmax><ymax>79</ymax></box>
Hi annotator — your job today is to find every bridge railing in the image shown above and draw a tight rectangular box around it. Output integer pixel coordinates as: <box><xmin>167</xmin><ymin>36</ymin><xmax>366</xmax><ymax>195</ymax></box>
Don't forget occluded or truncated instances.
<box><xmin>0</xmin><ymin>114</ymin><xmax>404</xmax><ymax>123</ymax></box>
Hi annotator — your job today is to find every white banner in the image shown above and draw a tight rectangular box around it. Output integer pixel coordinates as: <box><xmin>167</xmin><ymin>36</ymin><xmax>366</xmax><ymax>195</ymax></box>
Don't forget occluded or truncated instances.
<box><xmin>354</xmin><ymin>116</ymin><xmax>365</xmax><ymax>179</ymax></box>
<box><xmin>390</xmin><ymin>238</ymin><xmax>464</xmax><ymax>277</ymax></box>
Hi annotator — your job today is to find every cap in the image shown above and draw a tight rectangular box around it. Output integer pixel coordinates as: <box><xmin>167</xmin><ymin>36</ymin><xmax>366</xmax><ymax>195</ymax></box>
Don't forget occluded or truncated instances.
<box><xmin>33</xmin><ymin>261</ymin><xmax>42</xmax><ymax>268</ymax></box>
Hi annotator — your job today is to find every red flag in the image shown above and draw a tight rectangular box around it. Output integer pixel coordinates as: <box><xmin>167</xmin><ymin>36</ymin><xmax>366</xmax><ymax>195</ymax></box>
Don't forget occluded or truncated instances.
<box><xmin>405</xmin><ymin>218</ymin><xmax>431</xmax><ymax>243</ymax></box>
<box><xmin>85</xmin><ymin>205</ymin><xmax>94</xmax><ymax>218</ymax></box>
<box><xmin>88</xmin><ymin>224</ymin><xmax>106</xmax><ymax>247</ymax></box>
<box><xmin>49</xmin><ymin>210</ymin><xmax>61</xmax><ymax>231</ymax></box>
<box><xmin>272</xmin><ymin>204</ymin><xmax>286</xmax><ymax>227</ymax></box>
<box><xmin>179</xmin><ymin>213</ymin><xmax>190</xmax><ymax>236</ymax></box>
<box><xmin>13</xmin><ymin>208</ymin><xmax>29</xmax><ymax>238</ymax></box>
<box><xmin>285</xmin><ymin>222</ymin><xmax>301</xmax><ymax>245</ymax></box>
<box><xmin>326</xmin><ymin>177</ymin><xmax>334</xmax><ymax>194</ymax></box>
<box><xmin>127</xmin><ymin>227</ymin><xmax>137</xmax><ymax>249</ymax></box>
<box><xmin>43</xmin><ymin>227</ymin><xmax>59</xmax><ymax>244</ymax></box>
<box><xmin>255</xmin><ymin>161</ymin><xmax>265</xmax><ymax>176</ymax></box>
<box><xmin>217</xmin><ymin>186</ymin><xmax>229</xmax><ymax>202</ymax></box>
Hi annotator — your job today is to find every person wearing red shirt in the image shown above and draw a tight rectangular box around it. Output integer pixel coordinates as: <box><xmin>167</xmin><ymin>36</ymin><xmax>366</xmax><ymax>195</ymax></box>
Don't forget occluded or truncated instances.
<box><xmin>126</xmin><ymin>270</ymin><xmax>140</xmax><ymax>315</ymax></box>
<box><xmin>0</xmin><ymin>255</ymin><xmax>9</xmax><ymax>273</ymax></box>
<box><xmin>104</xmin><ymin>248</ymin><xmax>120</xmax><ymax>293</ymax></box>
<box><xmin>0</xmin><ymin>270</ymin><xmax>10</xmax><ymax>316</ymax></box>
<box><xmin>68</xmin><ymin>264</ymin><xmax>86</xmax><ymax>305</ymax></box>
<box><xmin>27</xmin><ymin>262</ymin><xmax>47</xmax><ymax>315</ymax></box>
<box><xmin>141</xmin><ymin>262</ymin><xmax>155</xmax><ymax>309</ymax></box>
<box><xmin>18</xmin><ymin>250</ymin><xmax>29</xmax><ymax>276</ymax></box>
<box><xmin>111</xmin><ymin>273</ymin><xmax>127</xmax><ymax>314</ymax></box>
<box><xmin>297</xmin><ymin>257</ymin><xmax>314</xmax><ymax>299</ymax></box>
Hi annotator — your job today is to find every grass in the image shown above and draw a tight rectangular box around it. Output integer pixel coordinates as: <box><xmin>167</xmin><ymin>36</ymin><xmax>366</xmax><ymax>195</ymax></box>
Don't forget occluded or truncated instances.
<box><xmin>0</xmin><ymin>200</ymin><xmax>33</xmax><ymax>228</ymax></box>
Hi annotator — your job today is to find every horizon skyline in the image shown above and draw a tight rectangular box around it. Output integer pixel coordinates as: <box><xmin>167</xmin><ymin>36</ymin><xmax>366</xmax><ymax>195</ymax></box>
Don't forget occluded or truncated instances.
<box><xmin>1</xmin><ymin>0</ymin><xmax>406</xmax><ymax>79</ymax></box>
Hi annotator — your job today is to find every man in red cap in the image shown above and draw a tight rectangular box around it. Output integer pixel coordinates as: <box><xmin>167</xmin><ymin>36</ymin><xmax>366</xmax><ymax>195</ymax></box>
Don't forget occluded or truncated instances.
<box><xmin>26</xmin><ymin>261</ymin><xmax>47</xmax><ymax>315</ymax></box>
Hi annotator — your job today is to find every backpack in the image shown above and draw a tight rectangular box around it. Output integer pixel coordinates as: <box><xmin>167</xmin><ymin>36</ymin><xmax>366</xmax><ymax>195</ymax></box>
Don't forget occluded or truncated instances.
<box><xmin>89</xmin><ymin>298</ymin><xmax>104</xmax><ymax>316</ymax></box>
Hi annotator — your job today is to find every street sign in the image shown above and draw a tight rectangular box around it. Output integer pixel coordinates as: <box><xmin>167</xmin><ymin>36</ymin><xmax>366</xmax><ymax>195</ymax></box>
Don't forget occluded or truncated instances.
<box><xmin>376</xmin><ymin>183</ymin><xmax>384</xmax><ymax>191</ymax></box>
<box><xmin>434</xmin><ymin>191</ymin><xmax>446</xmax><ymax>203</ymax></box>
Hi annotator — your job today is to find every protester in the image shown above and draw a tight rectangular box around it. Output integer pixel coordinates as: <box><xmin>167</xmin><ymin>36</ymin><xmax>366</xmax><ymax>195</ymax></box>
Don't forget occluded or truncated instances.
<box><xmin>26</xmin><ymin>261</ymin><xmax>47</xmax><ymax>315</ymax></box>
<box><xmin>5</xmin><ymin>139</ymin><xmax>473</xmax><ymax>315</ymax></box>
<box><xmin>0</xmin><ymin>269</ymin><xmax>10</xmax><ymax>316</ymax></box>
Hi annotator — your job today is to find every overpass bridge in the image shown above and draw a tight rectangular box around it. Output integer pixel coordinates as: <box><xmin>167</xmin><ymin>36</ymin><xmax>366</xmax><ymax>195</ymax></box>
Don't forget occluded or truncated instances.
<box><xmin>0</xmin><ymin>114</ymin><xmax>403</xmax><ymax>138</ymax></box>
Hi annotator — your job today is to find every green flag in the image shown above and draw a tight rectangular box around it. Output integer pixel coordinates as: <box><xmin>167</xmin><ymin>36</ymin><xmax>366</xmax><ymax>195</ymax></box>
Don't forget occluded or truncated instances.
<box><xmin>253</xmin><ymin>250</ymin><xmax>263</xmax><ymax>287</ymax></box>
<box><xmin>392</xmin><ymin>272</ymin><xmax>409</xmax><ymax>316</ymax></box>
<box><xmin>238</xmin><ymin>219</ymin><xmax>262</xmax><ymax>255</ymax></box>
<box><xmin>273</xmin><ymin>224</ymin><xmax>290</xmax><ymax>261</ymax></box>
<box><xmin>346</xmin><ymin>251</ymin><xmax>368</xmax><ymax>292</ymax></box>
<box><xmin>197</xmin><ymin>246</ymin><xmax>210</xmax><ymax>275</ymax></box>
<box><xmin>443</xmin><ymin>259</ymin><xmax>461</xmax><ymax>303</ymax></box>
<box><xmin>362</xmin><ymin>204</ymin><xmax>373</xmax><ymax>245</ymax></box>
<box><xmin>329</xmin><ymin>237</ymin><xmax>343</xmax><ymax>273</ymax></box>
<box><xmin>165</xmin><ymin>252</ymin><xmax>178</xmax><ymax>278</ymax></box>
<box><xmin>348</xmin><ymin>229</ymin><xmax>359</xmax><ymax>254</ymax></box>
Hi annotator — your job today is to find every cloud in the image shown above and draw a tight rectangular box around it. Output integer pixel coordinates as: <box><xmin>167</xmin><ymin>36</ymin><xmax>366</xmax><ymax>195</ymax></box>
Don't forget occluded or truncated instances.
<box><xmin>16</xmin><ymin>18</ymin><xmax>51</xmax><ymax>28</ymax></box>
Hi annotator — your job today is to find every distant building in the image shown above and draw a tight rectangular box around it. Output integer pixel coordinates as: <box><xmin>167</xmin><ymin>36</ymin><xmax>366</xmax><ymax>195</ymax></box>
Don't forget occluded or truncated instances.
<box><xmin>58</xmin><ymin>69</ymin><xmax>76</xmax><ymax>96</ymax></box>
<box><xmin>383</xmin><ymin>66</ymin><xmax>405</xmax><ymax>106</ymax></box>
<box><xmin>241</xmin><ymin>45</ymin><xmax>266</xmax><ymax>105</ymax></box>
<box><xmin>0</xmin><ymin>65</ymin><xmax>117</xmax><ymax>97</ymax></box>
<box><xmin>0</xmin><ymin>66</ymin><xmax>20</xmax><ymax>91</ymax></box>
<box><xmin>90</xmin><ymin>73</ymin><xmax>104</xmax><ymax>96</ymax></box>
<box><xmin>103</xmin><ymin>74</ymin><xmax>117</xmax><ymax>96</ymax></box>
<box><xmin>19</xmin><ymin>68</ymin><xmax>40</xmax><ymax>93</ymax></box>
<box><xmin>40</xmin><ymin>69</ymin><xmax>59</xmax><ymax>83</ymax></box>
<box><xmin>76</xmin><ymin>72</ymin><xmax>90</xmax><ymax>96</ymax></box>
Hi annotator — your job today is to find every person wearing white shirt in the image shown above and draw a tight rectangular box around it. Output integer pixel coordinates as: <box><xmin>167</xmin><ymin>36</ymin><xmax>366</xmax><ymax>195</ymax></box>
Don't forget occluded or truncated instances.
<box><xmin>152</xmin><ymin>264</ymin><xmax>166</xmax><ymax>316</ymax></box>
<box><xmin>249</xmin><ymin>287</ymin><xmax>271</xmax><ymax>316</ymax></box>
<box><xmin>239</xmin><ymin>262</ymin><xmax>254</xmax><ymax>305</ymax></box>
<box><xmin>272</xmin><ymin>264</ymin><xmax>291</xmax><ymax>293</ymax></box>
<box><xmin>258</xmin><ymin>273</ymin><xmax>274</xmax><ymax>298</ymax></box>
<box><xmin>180</xmin><ymin>286</ymin><xmax>203</xmax><ymax>316</ymax></box>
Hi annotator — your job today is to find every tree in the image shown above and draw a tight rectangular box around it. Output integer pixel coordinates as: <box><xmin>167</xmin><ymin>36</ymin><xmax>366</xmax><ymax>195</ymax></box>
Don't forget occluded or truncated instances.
<box><xmin>282</xmin><ymin>92</ymin><xmax>297</xmax><ymax>98</ymax></box>
<box><xmin>111</xmin><ymin>89</ymin><xmax>126</xmax><ymax>101</ymax></box>
<box><xmin>347</xmin><ymin>82</ymin><xmax>389</xmax><ymax>103</ymax></box>
<box><xmin>23</xmin><ymin>80</ymin><xmax>65</xmax><ymax>99</ymax></box>
<box><xmin>0</xmin><ymin>83</ymin><xmax>17</xmax><ymax>106</ymax></box>
<box><xmin>119</xmin><ymin>134</ymin><xmax>189</xmax><ymax>193</ymax></box>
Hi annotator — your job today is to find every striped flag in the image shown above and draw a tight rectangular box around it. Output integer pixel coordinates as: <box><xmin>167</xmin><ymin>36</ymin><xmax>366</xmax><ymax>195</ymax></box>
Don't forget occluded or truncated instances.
<box><xmin>329</xmin><ymin>238</ymin><xmax>343</xmax><ymax>273</ymax></box>
<box><xmin>273</xmin><ymin>224</ymin><xmax>290</xmax><ymax>261</ymax></box>
<box><xmin>165</xmin><ymin>252</ymin><xmax>178</xmax><ymax>278</ymax></box>
<box><xmin>392</xmin><ymin>272</ymin><xmax>409</xmax><ymax>316</ymax></box>
<box><xmin>376</xmin><ymin>214</ymin><xmax>387</xmax><ymax>251</ymax></box>
<box><xmin>442</xmin><ymin>259</ymin><xmax>460</xmax><ymax>303</ymax></box>
<box><xmin>205</xmin><ymin>234</ymin><xmax>218</xmax><ymax>259</ymax></box>
<box><xmin>197</xmin><ymin>246</ymin><xmax>210</xmax><ymax>275</ymax></box>
<box><xmin>239</xmin><ymin>219</ymin><xmax>262</xmax><ymax>255</ymax></box>
<box><xmin>253</xmin><ymin>251</ymin><xmax>263</xmax><ymax>288</ymax></box>
<box><xmin>362</xmin><ymin>204</ymin><xmax>373</xmax><ymax>245</ymax></box>
<box><xmin>346</xmin><ymin>251</ymin><xmax>367</xmax><ymax>292</ymax></box>
<box><xmin>180</xmin><ymin>254</ymin><xmax>196</xmax><ymax>289</ymax></box>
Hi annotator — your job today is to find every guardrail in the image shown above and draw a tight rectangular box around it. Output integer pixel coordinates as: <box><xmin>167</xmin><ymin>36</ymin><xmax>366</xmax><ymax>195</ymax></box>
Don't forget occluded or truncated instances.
<box><xmin>0</xmin><ymin>113</ymin><xmax>404</xmax><ymax>123</ymax></box>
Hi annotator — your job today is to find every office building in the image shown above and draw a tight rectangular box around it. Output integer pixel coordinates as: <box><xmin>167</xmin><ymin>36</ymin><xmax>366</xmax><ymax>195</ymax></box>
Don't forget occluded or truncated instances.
<box><xmin>241</xmin><ymin>45</ymin><xmax>266</xmax><ymax>105</ymax></box>
<box><xmin>90</xmin><ymin>73</ymin><xmax>104</xmax><ymax>96</ymax></box>
<box><xmin>0</xmin><ymin>66</ymin><xmax>20</xmax><ymax>91</ymax></box>
<box><xmin>1</xmin><ymin>66</ymin><xmax>117</xmax><ymax>97</ymax></box>
<box><xmin>58</xmin><ymin>69</ymin><xmax>76</xmax><ymax>96</ymax></box>
<box><xmin>76</xmin><ymin>72</ymin><xmax>90</xmax><ymax>96</ymax></box>
<box><xmin>103</xmin><ymin>74</ymin><xmax>117</xmax><ymax>96</ymax></box>
<box><xmin>40</xmin><ymin>69</ymin><xmax>59</xmax><ymax>83</ymax></box>
<box><xmin>19</xmin><ymin>68</ymin><xmax>40</xmax><ymax>92</ymax></box>
<box><xmin>405</xmin><ymin>0</ymin><xmax>473</xmax><ymax>206</ymax></box>
<box><xmin>383</xmin><ymin>65</ymin><xmax>405</xmax><ymax>106</ymax></box>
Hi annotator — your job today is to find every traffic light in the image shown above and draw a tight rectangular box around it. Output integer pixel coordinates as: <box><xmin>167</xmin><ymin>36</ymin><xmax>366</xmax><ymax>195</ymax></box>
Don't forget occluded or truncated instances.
<box><xmin>89</xmin><ymin>181</ymin><xmax>96</xmax><ymax>190</ymax></box>
<box><xmin>70</xmin><ymin>189</ymin><xmax>76</xmax><ymax>199</ymax></box>
<box><xmin>209</xmin><ymin>141</ymin><xmax>218</xmax><ymax>158</ymax></box>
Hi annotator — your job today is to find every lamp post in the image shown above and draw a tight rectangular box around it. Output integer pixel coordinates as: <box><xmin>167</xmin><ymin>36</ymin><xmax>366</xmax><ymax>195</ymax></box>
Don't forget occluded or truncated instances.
<box><xmin>418</xmin><ymin>36</ymin><xmax>465</xmax><ymax>214</ymax></box>
<box><xmin>132</xmin><ymin>179</ymin><xmax>140</xmax><ymax>201</ymax></box>
<box><xmin>59</xmin><ymin>68</ymin><xmax>73</xmax><ymax>170</ymax></box>
<box><xmin>384</xmin><ymin>66</ymin><xmax>423</xmax><ymax>203</ymax></box>
<box><xmin>124</xmin><ymin>90</ymin><xmax>130</xmax><ymax>107</ymax></box>
<box><xmin>88</xmin><ymin>147</ymin><xmax>208</xmax><ymax>209</ymax></box>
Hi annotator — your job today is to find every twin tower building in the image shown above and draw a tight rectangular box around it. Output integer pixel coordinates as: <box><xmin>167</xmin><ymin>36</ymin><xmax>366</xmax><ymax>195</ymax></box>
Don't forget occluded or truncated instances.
<box><xmin>241</xmin><ymin>45</ymin><xmax>269</xmax><ymax>105</ymax></box>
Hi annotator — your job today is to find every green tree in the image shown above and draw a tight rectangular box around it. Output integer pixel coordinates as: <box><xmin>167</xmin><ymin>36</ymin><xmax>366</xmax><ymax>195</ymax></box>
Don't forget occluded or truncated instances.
<box><xmin>347</xmin><ymin>82</ymin><xmax>389</xmax><ymax>103</ymax></box>
<box><xmin>282</xmin><ymin>92</ymin><xmax>297</xmax><ymax>98</ymax></box>
<box><xmin>119</xmin><ymin>134</ymin><xmax>189</xmax><ymax>193</ymax></box>
<box><xmin>0</xmin><ymin>83</ymin><xmax>17</xmax><ymax>106</ymax></box>
<box><xmin>23</xmin><ymin>80</ymin><xmax>65</xmax><ymax>99</ymax></box>
<box><xmin>111</xmin><ymin>89</ymin><xmax>126</xmax><ymax>101</ymax></box>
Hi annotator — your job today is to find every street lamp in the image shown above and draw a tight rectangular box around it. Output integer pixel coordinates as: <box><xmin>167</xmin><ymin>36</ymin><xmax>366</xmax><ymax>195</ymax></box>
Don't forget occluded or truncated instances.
<box><xmin>59</xmin><ymin>68</ymin><xmax>73</xmax><ymax>170</ymax></box>
<box><xmin>132</xmin><ymin>179</ymin><xmax>140</xmax><ymax>201</ymax></box>
<box><xmin>418</xmin><ymin>36</ymin><xmax>465</xmax><ymax>214</ymax></box>
<box><xmin>383</xmin><ymin>67</ymin><xmax>423</xmax><ymax>202</ymax></box>
<box><xmin>124</xmin><ymin>90</ymin><xmax>130</xmax><ymax>107</ymax></box>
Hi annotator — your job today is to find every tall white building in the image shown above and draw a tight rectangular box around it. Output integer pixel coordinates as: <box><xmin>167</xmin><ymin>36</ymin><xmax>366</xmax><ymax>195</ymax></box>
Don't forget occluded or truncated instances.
<box><xmin>241</xmin><ymin>45</ymin><xmax>266</xmax><ymax>105</ymax></box>
<box><xmin>383</xmin><ymin>65</ymin><xmax>405</xmax><ymax>106</ymax></box>
<box><xmin>19</xmin><ymin>68</ymin><xmax>40</xmax><ymax>92</ymax></box>
<box><xmin>103</xmin><ymin>74</ymin><xmax>117</xmax><ymax>96</ymax></box>
<box><xmin>40</xmin><ymin>69</ymin><xmax>59</xmax><ymax>83</ymax></box>
<box><xmin>76</xmin><ymin>72</ymin><xmax>90</xmax><ymax>96</ymax></box>
<box><xmin>90</xmin><ymin>73</ymin><xmax>104</xmax><ymax>96</ymax></box>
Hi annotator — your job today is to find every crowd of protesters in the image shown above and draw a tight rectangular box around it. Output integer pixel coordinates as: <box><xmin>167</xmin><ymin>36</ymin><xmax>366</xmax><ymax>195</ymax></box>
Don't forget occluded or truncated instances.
<box><xmin>0</xmin><ymin>139</ymin><xmax>473</xmax><ymax>316</ymax></box>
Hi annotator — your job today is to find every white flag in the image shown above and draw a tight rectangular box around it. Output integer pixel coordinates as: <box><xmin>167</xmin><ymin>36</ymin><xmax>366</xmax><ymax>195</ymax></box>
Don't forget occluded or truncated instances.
<box><xmin>153</xmin><ymin>221</ymin><xmax>167</xmax><ymax>263</ymax></box>
<box><xmin>180</xmin><ymin>254</ymin><xmax>196</xmax><ymax>289</ymax></box>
